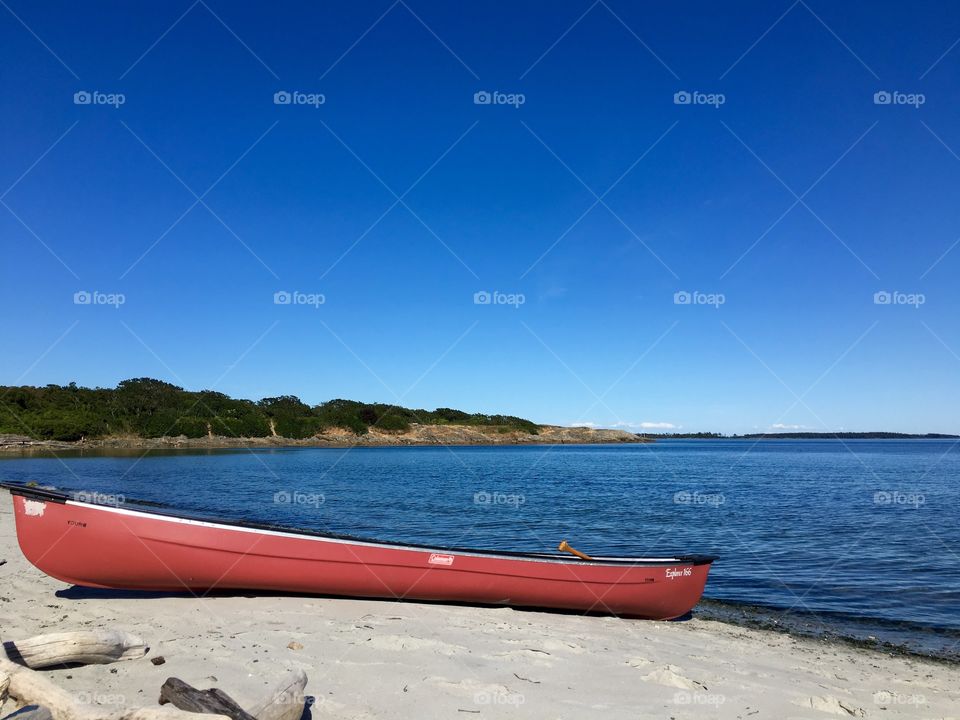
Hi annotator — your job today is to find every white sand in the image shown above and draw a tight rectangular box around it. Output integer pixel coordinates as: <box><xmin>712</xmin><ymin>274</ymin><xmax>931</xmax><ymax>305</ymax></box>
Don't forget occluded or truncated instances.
<box><xmin>0</xmin><ymin>490</ymin><xmax>955</xmax><ymax>719</ymax></box>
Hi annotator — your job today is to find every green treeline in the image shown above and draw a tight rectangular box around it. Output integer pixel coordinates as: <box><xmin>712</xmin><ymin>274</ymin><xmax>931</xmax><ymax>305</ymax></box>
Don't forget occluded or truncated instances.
<box><xmin>0</xmin><ymin>378</ymin><xmax>540</xmax><ymax>441</ymax></box>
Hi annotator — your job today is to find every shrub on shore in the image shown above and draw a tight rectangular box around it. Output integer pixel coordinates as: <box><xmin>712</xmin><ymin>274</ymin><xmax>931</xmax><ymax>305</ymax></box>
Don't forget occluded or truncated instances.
<box><xmin>0</xmin><ymin>379</ymin><xmax>539</xmax><ymax>440</ymax></box>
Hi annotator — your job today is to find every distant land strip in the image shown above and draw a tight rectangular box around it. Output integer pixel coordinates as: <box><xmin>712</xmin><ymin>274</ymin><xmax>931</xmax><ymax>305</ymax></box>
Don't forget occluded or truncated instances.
<box><xmin>640</xmin><ymin>432</ymin><xmax>959</xmax><ymax>439</ymax></box>
<box><xmin>0</xmin><ymin>378</ymin><xmax>645</xmax><ymax>450</ymax></box>
<box><xmin>1</xmin><ymin>379</ymin><xmax>952</xmax><ymax>451</ymax></box>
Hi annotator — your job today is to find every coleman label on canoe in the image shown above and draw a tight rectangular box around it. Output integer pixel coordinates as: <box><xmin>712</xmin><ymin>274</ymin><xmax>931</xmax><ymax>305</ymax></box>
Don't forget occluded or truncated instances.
<box><xmin>666</xmin><ymin>566</ymin><xmax>693</xmax><ymax>580</ymax></box>
<box><xmin>428</xmin><ymin>553</ymin><xmax>454</xmax><ymax>566</ymax></box>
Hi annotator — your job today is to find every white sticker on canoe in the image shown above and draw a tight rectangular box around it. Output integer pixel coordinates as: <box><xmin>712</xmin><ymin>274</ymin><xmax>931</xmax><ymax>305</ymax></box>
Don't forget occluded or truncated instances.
<box><xmin>428</xmin><ymin>553</ymin><xmax>454</xmax><ymax>566</ymax></box>
<box><xmin>23</xmin><ymin>499</ymin><xmax>46</xmax><ymax>517</ymax></box>
<box><xmin>666</xmin><ymin>566</ymin><xmax>693</xmax><ymax>580</ymax></box>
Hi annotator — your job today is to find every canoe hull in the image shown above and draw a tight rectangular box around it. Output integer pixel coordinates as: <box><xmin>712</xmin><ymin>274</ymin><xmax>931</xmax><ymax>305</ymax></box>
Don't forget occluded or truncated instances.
<box><xmin>8</xmin><ymin>490</ymin><xmax>714</xmax><ymax>619</ymax></box>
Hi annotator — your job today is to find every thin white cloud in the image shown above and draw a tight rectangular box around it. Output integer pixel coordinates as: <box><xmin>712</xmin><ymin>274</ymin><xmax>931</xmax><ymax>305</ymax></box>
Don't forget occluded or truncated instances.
<box><xmin>609</xmin><ymin>421</ymin><xmax>679</xmax><ymax>430</ymax></box>
<box><xmin>570</xmin><ymin>421</ymin><xmax>679</xmax><ymax>430</ymax></box>
<box><xmin>770</xmin><ymin>423</ymin><xmax>807</xmax><ymax>430</ymax></box>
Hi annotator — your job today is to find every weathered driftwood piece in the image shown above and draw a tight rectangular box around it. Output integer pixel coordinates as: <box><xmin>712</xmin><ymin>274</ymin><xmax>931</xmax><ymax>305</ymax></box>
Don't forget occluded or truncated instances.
<box><xmin>248</xmin><ymin>670</ymin><xmax>307</xmax><ymax>720</ymax></box>
<box><xmin>1</xmin><ymin>669</ymin><xmax>10</xmax><ymax>714</ymax></box>
<box><xmin>3</xmin><ymin>631</ymin><xmax>148</xmax><ymax>669</ymax></box>
<box><xmin>3</xmin><ymin>705</ymin><xmax>55</xmax><ymax>720</ymax></box>
<box><xmin>0</xmin><ymin>658</ymin><xmax>229</xmax><ymax>720</ymax></box>
<box><xmin>0</xmin><ymin>658</ymin><xmax>86</xmax><ymax>720</ymax></box>
<box><xmin>118</xmin><ymin>707</ymin><xmax>230</xmax><ymax>720</ymax></box>
<box><xmin>158</xmin><ymin>679</ymin><xmax>255</xmax><ymax>720</ymax></box>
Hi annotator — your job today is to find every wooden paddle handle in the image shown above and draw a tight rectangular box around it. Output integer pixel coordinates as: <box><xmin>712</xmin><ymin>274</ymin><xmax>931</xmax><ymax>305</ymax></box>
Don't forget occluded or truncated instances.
<box><xmin>558</xmin><ymin>540</ymin><xmax>593</xmax><ymax>561</ymax></box>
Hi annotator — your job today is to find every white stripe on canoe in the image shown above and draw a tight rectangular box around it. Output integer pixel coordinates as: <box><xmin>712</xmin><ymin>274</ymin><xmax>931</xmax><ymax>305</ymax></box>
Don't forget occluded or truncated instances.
<box><xmin>62</xmin><ymin>500</ymin><xmax>686</xmax><ymax>566</ymax></box>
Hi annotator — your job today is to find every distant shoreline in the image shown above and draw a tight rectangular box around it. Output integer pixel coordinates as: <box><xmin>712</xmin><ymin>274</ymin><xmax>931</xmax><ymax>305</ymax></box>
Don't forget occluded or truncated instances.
<box><xmin>3</xmin><ymin>430</ymin><xmax>955</xmax><ymax>455</ymax></box>
<box><xmin>640</xmin><ymin>432</ymin><xmax>958</xmax><ymax>440</ymax></box>
<box><xmin>0</xmin><ymin>424</ymin><xmax>650</xmax><ymax>454</ymax></box>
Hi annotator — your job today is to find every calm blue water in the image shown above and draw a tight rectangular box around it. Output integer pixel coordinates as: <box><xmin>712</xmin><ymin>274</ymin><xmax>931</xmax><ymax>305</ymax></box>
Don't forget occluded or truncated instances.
<box><xmin>3</xmin><ymin>440</ymin><xmax>959</xmax><ymax>657</ymax></box>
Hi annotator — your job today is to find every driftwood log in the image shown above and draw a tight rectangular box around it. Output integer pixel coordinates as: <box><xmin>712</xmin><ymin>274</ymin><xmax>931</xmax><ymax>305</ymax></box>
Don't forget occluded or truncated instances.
<box><xmin>1</xmin><ymin>668</ymin><xmax>10</xmax><ymax>713</ymax></box>
<box><xmin>0</xmin><ymin>658</ymin><xmax>84</xmax><ymax>720</ymax></box>
<box><xmin>0</xmin><ymin>659</ymin><xmax>229</xmax><ymax>720</ymax></box>
<box><xmin>3</xmin><ymin>631</ymin><xmax>147</xmax><ymax>669</ymax></box>
<box><xmin>158</xmin><ymin>671</ymin><xmax>307</xmax><ymax>720</ymax></box>
<box><xmin>121</xmin><ymin>709</ymin><xmax>232</xmax><ymax>720</ymax></box>
<box><xmin>158</xmin><ymin>679</ymin><xmax>254</xmax><ymax>720</ymax></box>
<box><xmin>247</xmin><ymin>670</ymin><xmax>307</xmax><ymax>720</ymax></box>
<box><xmin>0</xmin><ymin>638</ymin><xmax>305</xmax><ymax>720</ymax></box>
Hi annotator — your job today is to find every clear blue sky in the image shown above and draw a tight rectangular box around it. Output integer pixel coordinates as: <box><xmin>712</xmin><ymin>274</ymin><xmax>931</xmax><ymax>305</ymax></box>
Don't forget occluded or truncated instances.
<box><xmin>2</xmin><ymin>1</ymin><xmax>959</xmax><ymax>434</ymax></box>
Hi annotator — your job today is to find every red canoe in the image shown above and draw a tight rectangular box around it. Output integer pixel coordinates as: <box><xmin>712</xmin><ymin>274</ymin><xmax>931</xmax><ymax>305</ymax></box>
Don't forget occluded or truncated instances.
<box><xmin>3</xmin><ymin>483</ymin><xmax>716</xmax><ymax>619</ymax></box>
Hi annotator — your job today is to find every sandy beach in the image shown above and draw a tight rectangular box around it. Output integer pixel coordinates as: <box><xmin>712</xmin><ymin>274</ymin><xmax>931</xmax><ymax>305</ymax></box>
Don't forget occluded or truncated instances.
<box><xmin>0</xmin><ymin>491</ymin><xmax>955</xmax><ymax>720</ymax></box>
